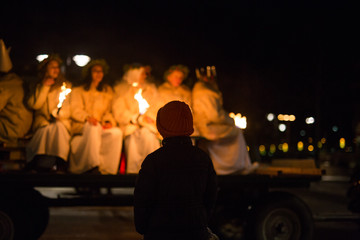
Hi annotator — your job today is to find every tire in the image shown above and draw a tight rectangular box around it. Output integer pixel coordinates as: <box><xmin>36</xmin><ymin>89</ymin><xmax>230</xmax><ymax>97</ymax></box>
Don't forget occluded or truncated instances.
<box><xmin>247</xmin><ymin>191</ymin><xmax>313</xmax><ymax>240</ymax></box>
<box><xmin>0</xmin><ymin>210</ymin><xmax>14</xmax><ymax>240</ymax></box>
<box><xmin>210</xmin><ymin>205</ymin><xmax>247</xmax><ymax>240</ymax></box>
<box><xmin>0</xmin><ymin>187</ymin><xmax>49</xmax><ymax>240</ymax></box>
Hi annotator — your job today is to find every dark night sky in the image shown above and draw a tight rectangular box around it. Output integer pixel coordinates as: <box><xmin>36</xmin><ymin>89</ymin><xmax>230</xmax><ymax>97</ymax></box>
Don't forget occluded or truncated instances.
<box><xmin>1</xmin><ymin>0</ymin><xmax>360</xmax><ymax>141</ymax></box>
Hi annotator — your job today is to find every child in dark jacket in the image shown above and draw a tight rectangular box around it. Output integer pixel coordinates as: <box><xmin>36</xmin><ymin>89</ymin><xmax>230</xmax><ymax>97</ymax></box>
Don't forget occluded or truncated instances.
<box><xmin>134</xmin><ymin>101</ymin><xmax>218</xmax><ymax>240</ymax></box>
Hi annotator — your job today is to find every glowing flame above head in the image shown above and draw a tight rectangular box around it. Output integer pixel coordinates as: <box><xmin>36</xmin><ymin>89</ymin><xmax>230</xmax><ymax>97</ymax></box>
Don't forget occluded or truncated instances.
<box><xmin>134</xmin><ymin>89</ymin><xmax>149</xmax><ymax>115</ymax></box>
<box><xmin>229</xmin><ymin>112</ymin><xmax>247</xmax><ymax>129</ymax></box>
<box><xmin>57</xmin><ymin>82</ymin><xmax>72</xmax><ymax>109</ymax></box>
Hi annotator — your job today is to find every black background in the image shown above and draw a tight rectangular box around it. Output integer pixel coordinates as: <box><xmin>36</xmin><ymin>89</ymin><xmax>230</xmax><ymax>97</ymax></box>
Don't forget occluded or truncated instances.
<box><xmin>1</xmin><ymin>0</ymin><xmax>359</xmax><ymax>147</ymax></box>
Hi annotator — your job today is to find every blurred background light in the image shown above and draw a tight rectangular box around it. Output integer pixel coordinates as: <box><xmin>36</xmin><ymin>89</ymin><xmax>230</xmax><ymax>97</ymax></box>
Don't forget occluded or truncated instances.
<box><xmin>305</xmin><ymin>117</ymin><xmax>315</xmax><ymax>124</ymax></box>
<box><xmin>278</xmin><ymin>143</ymin><xmax>283</xmax><ymax>151</ymax></box>
<box><xmin>297</xmin><ymin>141</ymin><xmax>304</xmax><ymax>151</ymax></box>
<box><xmin>308</xmin><ymin>145</ymin><xmax>314</xmax><ymax>152</ymax></box>
<box><xmin>277</xmin><ymin>114</ymin><xmax>295</xmax><ymax>121</ymax></box>
<box><xmin>270</xmin><ymin>144</ymin><xmax>276</xmax><ymax>154</ymax></box>
<box><xmin>73</xmin><ymin>55</ymin><xmax>91</xmax><ymax>67</ymax></box>
<box><xmin>279</xmin><ymin>123</ymin><xmax>286</xmax><ymax>132</ymax></box>
<box><xmin>267</xmin><ymin>113</ymin><xmax>275</xmax><ymax>121</ymax></box>
<box><xmin>259</xmin><ymin>145</ymin><xmax>266</xmax><ymax>156</ymax></box>
<box><xmin>36</xmin><ymin>54</ymin><xmax>49</xmax><ymax>62</ymax></box>
<box><xmin>332</xmin><ymin>126</ymin><xmax>339</xmax><ymax>132</ymax></box>
<box><xmin>282</xmin><ymin>142</ymin><xmax>289</xmax><ymax>152</ymax></box>
<box><xmin>339</xmin><ymin>138</ymin><xmax>345</xmax><ymax>149</ymax></box>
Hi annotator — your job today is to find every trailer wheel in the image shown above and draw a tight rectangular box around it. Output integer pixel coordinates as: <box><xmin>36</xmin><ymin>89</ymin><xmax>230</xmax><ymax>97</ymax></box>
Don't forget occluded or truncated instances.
<box><xmin>0</xmin><ymin>210</ymin><xmax>14</xmax><ymax>240</ymax></box>
<box><xmin>0</xmin><ymin>187</ymin><xmax>49</xmax><ymax>240</ymax></box>
<box><xmin>248</xmin><ymin>192</ymin><xmax>313</xmax><ymax>240</ymax></box>
<box><xmin>210</xmin><ymin>205</ymin><xmax>247</xmax><ymax>240</ymax></box>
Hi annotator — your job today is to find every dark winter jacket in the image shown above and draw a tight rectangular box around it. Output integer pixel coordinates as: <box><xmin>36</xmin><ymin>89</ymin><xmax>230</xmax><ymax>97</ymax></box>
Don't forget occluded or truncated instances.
<box><xmin>134</xmin><ymin>136</ymin><xmax>218</xmax><ymax>240</ymax></box>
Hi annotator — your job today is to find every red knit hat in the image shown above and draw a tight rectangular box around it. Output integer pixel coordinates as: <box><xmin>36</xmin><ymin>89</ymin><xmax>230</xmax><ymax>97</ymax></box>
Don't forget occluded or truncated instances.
<box><xmin>156</xmin><ymin>101</ymin><xmax>194</xmax><ymax>138</ymax></box>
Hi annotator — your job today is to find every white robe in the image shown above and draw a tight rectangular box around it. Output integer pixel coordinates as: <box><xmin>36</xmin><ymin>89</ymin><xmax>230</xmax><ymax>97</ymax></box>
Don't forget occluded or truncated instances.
<box><xmin>0</xmin><ymin>73</ymin><xmax>32</xmax><ymax>143</ymax></box>
<box><xmin>26</xmin><ymin>79</ymin><xmax>72</xmax><ymax>162</ymax></box>
<box><xmin>124</xmin><ymin>127</ymin><xmax>160</xmax><ymax>174</ymax></box>
<box><xmin>112</xmin><ymin>80</ymin><xmax>160</xmax><ymax>173</ymax></box>
<box><xmin>26</xmin><ymin>120</ymin><xmax>70</xmax><ymax>162</ymax></box>
<box><xmin>69</xmin><ymin>85</ymin><xmax>122</xmax><ymax>174</ymax></box>
<box><xmin>192</xmin><ymin>81</ymin><xmax>252</xmax><ymax>175</ymax></box>
<box><xmin>69</xmin><ymin>122</ymin><xmax>122</xmax><ymax>174</ymax></box>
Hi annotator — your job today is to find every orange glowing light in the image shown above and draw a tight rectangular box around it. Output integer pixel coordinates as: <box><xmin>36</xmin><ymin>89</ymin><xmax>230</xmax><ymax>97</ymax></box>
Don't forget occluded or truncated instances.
<box><xmin>57</xmin><ymin>82</ymin><xmax>72</xmax><ymax>109</ymax></box>
<box><xmin>134</xmin><ymin>88</ymin><xmax>149</xmax><ymax>115</ymax></box>
<box><xmin>282</xmin><ymin>143</ymin><xmax>289</xmax><ymax>152</ymax></box>
<box><xmin>297</xmin><ymin>141</ymin><xmax>304</xmax><ymax>151</ymax></box>
<box><xmin>308</xmin><ymin>145</ymin><xmax>314</xmax><ymax>152</ymax></box>
<box><xmin>229</xmin><ymin>112</ymin><xmax>247</xmax><ymax>129</ymax></box>
<box><xmin>339</xmin><ymin>138</ymin><xmax>346</xmax><ymax>149</ymax></box>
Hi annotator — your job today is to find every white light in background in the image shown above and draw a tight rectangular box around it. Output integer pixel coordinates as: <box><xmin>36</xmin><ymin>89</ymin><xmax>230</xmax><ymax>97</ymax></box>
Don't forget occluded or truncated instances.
<box><xmin>36</xmin><ymin>54</ymin><xmax>49</xmax><ymax>62</ymax></box>
<box><xmin>305</xmin><ymin>117</ymin><xmax>315</xmax><ymax>124</ymax></box>
<box><xmin>73</xmin><ymin>55</ymin><xmax>91</xmax><ymax>67</ymax></box>
<box><xmin>332</xmin><ymin>126</ymin><xmax>339</xmax><ymax>132</ymax></box>
<box><xmin>267</xmin><ymin>113</ymin><xmax>275</xmax><ymax>121</ymax></box>
<box><xmin>278</xmin><ymin>123</ymin><xmax>286</xmax><ymax>132</ymax></box>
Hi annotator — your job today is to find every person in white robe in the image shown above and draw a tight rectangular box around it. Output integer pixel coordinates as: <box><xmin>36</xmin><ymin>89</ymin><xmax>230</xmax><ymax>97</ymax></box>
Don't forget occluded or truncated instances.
<box><xmin>158</xmin><ymin>64</ymin><xmax>192</xmax><ymax>106</ymax></box>
<box><xmin>69</xmin><ymin>59</ymin><xmax>122</xmax><ymax>175</ymax></box>
<box><xmin>192</xmin><ymin>70</ymin><xmax>258</xmax><ymax>175</ymax></box>
<box><xmin>26</xmin><ymin>54</ymin><xmax>71</xmax><ymax>171</ymax></box>
<box><xmin>158</xmin><ymin>64</ymin><xmax>200</xmax><ymax>138</ymax></box>
<box><xmin>0</xmin><ymin>39</ymin><xmax>32</xmax><ymax>144</ymax></box>
<box><xmin>112</xmin><ymin>64</ymin><xmax>160</xmax><ymax>173</ymax></box>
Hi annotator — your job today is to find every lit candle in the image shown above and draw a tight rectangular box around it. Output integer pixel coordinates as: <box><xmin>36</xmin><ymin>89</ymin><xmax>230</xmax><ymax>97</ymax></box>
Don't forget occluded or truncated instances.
<box><xmin>195</xmin><ymin>68</ymin><xmax>200</xmax><ymax>80</ymax></box>
<box><xmin>211</xmin><ymin>66</ymin><xmax>216</xmax><ymax>77</ymax></box>
<box><xmin>206</xmin><ymin>66</ymin><xmax>211</xmax><ymax>77</ymax></box>
<box><xmin>57</xmin><ymin>82</ymin><xmax>72</xmax><ymax>114</ymax></box>
<box><xmin>134</xmin><ymin>88</ymin><xmax>149</xmax><ymax>115</ymax></box>
<box><xmin>229</xmin><ymin>112</ymin><xmax>247</xmax><ymax>129</ymax></box>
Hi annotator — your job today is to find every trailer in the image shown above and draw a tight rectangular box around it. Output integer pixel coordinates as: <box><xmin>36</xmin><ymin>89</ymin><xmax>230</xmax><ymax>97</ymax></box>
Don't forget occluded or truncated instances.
<box><xmin>0</xmin><ymin>163</ymin><xmax>326</xmax><ymax>240</ymax></box>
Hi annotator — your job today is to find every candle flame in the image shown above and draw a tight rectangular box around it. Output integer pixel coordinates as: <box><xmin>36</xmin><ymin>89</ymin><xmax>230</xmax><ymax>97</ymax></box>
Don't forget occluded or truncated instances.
<box><xmin>57</xmin><ymin>82</ymin><xmax>72</xmax><ymax>109</ymax></box>
<box><xmin>229</xmin><ymin>112</ymin><xmax>247</xmax><ymax>129</ymax></box>
<box><xmin>134</xmin><ymin>88</ymin><xmax>149</xmax><ymax>115</ymax></box>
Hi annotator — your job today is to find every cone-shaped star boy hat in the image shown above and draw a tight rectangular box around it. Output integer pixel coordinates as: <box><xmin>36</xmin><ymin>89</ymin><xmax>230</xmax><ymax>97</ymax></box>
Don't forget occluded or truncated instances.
<box><xmin>0</xmin><ymin>39</ymin><xmax>13</xmax><ymax>73</ymax></box>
